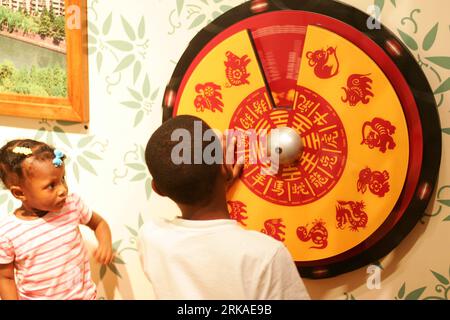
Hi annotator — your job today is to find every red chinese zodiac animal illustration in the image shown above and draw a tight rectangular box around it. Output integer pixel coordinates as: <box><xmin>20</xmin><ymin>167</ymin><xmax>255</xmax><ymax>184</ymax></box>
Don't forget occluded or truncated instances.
<box><xmin>224</xmin><ymin>51</ymin><xmax>251</xmax><ymax>86</ymax></box>
<box><xmin>336</xmin><ymin>201</ymin><xmax>368</xmax><ymax>232</ymax></box>
<box><xmin>306</xmin><ymin>47</ymin><xmax>340</xmax><ymax>79</ymax></box>
<box><xmin>261</xmin><ymin>218</ymin><xmax>286</xmax><ymax>242</ymax></box>
<box><xmin>296</xmin><ymin>219</ymin><xmax>328</xmax><ymax>249</ymax></box>
<box><xmin>194</xmin><ymin>82</ymin><xmax>224</xmax><ymax>112</ymax></box>
<box><xmin>341</xmin><ymin>73</ymin><xmax>374</xmax><ymax>106</ymax></box>
<box><xmin>227</xmin><ymin>201</ymin><xmax>248</xmax><ymax>226</ymax></box>
<box><xmin>361</xmin><ymin>117</ymin><xmax>396</xmax><ymax>153</ymax></box>
<box><xmin>357</xmin><ymin>167</ymin><xmax>390</xmax><ymax>197</ymax></box>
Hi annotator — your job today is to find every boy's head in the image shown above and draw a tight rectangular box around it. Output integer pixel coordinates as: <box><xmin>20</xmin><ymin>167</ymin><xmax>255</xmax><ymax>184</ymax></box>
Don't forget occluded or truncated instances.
<box><xmin>145</xmin><ymin>115</ymin><xmax>221</xmax><ymax>205</ymax></box>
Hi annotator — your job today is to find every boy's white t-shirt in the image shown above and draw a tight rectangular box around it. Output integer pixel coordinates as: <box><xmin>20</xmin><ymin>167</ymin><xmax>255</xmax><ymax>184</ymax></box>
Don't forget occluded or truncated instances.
<box><xmin>138</xmin><ymin>216</ymin><xmax>310</xmax><ymax>300</ymax></box>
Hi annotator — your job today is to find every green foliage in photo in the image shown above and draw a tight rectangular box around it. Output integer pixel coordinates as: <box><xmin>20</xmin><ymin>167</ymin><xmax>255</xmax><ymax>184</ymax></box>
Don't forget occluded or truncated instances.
<box><xmin>0</xmin><ymin>60</ymin><xmax>67</xmax><ymax>97</ymax></box>
<box><xmin>0</xmin><ymin>4</ymin><xmax>65</xmax><ymax>42</ymax></box>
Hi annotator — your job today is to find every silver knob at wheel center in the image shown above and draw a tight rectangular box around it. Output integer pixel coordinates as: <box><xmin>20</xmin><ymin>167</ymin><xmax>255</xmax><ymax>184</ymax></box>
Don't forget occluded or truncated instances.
<box><xmin>268</xmin><ymin>127</ymin><xmax>304</xmax><ymax>165</ymax></box>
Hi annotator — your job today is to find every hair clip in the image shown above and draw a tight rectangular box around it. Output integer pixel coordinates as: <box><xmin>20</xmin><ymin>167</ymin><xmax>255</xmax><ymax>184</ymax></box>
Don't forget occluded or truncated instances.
<box><xmin>53</xmin><ymin>149</ymin><xmax>65</xmax><ymax>167</ymax></box>
<box><xmin>12</xmin><ymin>146</ymin><xmax>33</xmax><ymax>156</ymax></box>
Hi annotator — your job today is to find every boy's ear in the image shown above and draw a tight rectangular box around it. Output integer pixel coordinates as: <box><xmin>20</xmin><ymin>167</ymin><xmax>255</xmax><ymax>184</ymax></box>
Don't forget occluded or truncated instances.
<box><xmin>10</xmin><ymin>185</ymin><xmax>26</xmax><ymax>202</ymax></box>
<box><xmin>151</xmin><ymin>180</ymin><xmax>166</xmax><ymax>197</ymax></box>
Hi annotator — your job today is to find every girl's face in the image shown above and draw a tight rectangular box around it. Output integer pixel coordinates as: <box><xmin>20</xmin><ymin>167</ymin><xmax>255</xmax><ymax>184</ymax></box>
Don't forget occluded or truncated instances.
<box><xmin>20</xmin><ymin>158</ymin><xmax>68</xmax><ymax>212</ymax></box>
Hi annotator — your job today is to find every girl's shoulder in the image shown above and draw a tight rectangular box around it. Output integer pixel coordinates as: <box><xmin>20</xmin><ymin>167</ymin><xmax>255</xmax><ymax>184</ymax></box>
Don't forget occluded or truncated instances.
<box><xmin>64</xmin><ymin>192</ymin><xmax>82</xmax><ymax>207</ymax></box>
<box><xmin>62</xmin><ymin>193</ymin><xmax>90</xmax><ymax>215</ymax></box>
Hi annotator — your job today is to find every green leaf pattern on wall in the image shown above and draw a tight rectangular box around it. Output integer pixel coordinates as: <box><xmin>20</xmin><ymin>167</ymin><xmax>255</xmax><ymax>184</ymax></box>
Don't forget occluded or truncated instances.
<box><xmin>88</xmin><ymin>3</ymin><xmax>154</xmax><ymax>97</ymax></box>
<box><xmin>0</xmin><ymin>191</ymin><xmax>15</xmax><ymax>216</ymax></box>
<box><xmin>378</xmin><ymin>2</ymin><xmax>450</xmax><ymax>109</ymax></box>
<box><xmin>99</xmin><ymin>213</ymin><xmax>145</xmax><ymax>281</ymax></box>
<box><xmin>113</xmin><ymin>144</ymin><xmax>152</xmax><ymax>200</ymax></box>
<box><xmin>121</xmin><ymin>74</ymin><xmax>159</xmax><ymax>127</ymax></box>
<box><xmin>374</xmin><ymin>0</ymin><xmax>397</xmax><ymax>11</ymax></box>
<box><xmin>421</xmin><ymin>185</ymin><xmax>450</xmax><ymax>222</ymax></box>
<box><xmin>87</xmin><ymin>1</ymin><xmax>160</xmax><ymax>130</ymax></box>
<box><xmin>100</xmin><ymin>240</ymin><xmax>125</xmax><ymax>280</ymax></box>
<box><xmin>120</xmin><ymin>213</ymin><xmax>144</xmax><ymax>255</ymax></box>
<box><xmin>375</xmin><ymin>0</ymin><xmax>449</xmax><ymax>227</ymax></box>
<box><xmin>395</xmin><ymin>267</ymin><xmax>450</xmax><ymax>300</ymax></box>
<box><xmin>34</xmin><ymin>120</ymin><xmax>108</xmax><ymax>183</ymax></box>
<box><xmin>168</xmin><ymin>0</ymin><xmax>244</xmax><ymax>35</ymax></box>
<box><xmin>110</xmin><ymin>15</ymin><xmax>149</xmax><ymax>85</ymax></box>
<box><xmin>344</xmin><ymin>292</ymin><xmax>356</xmax><ymax>300</ymax></box>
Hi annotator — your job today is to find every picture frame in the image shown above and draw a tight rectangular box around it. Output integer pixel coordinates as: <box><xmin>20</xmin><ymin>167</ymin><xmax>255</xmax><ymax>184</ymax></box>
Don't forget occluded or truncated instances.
<box><xmin>0</xmin><ymin>0</ymin><xmax>89</xmax><ymax>122</ymax></box>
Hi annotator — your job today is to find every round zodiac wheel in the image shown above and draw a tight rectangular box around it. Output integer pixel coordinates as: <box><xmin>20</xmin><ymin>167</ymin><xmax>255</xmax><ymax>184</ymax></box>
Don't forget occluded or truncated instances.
<box><xmin>162</xmin><ymin>0</ymin><xmax>441</xmax><ymax>278</ymax></box>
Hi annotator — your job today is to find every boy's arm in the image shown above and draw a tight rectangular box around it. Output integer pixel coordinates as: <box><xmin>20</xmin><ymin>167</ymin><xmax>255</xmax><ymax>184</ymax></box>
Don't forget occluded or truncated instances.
<box><xmin>223</xmin><ymin>136</ymin><xmax>244</xmax><ymax>190</ymax></box>
<box><xmin>0</xmin><ymin>263</ymin><xmax>18</xmax><ymax>300</ymax></box>
<box><xmin>87</xmin><ymin>212</ymin><xmax>113</xmax><ymax>265</ymax></box>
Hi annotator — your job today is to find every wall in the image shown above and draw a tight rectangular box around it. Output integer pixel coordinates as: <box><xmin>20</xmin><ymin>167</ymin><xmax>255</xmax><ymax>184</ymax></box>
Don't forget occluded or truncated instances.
<box><xmin>0</xmin><ymin>0</ymin><xmax>448</xmax><ymax>300</ymax></box>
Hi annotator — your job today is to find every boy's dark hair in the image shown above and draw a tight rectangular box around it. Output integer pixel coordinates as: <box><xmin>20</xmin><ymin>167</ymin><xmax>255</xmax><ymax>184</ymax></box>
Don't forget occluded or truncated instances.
<box><xmin>0</xmin><ymin>139</ymin><xmax>58</xmax><ymax>187</ymax></box>
<box><xmin>145</xmin><ymin>115</ymin><xmax>220</xmax><ymax>205</ymax></box>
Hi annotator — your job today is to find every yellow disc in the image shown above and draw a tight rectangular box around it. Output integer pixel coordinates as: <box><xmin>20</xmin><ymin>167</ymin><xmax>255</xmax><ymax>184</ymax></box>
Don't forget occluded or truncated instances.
<box><xmin>175</xmin><ymin>25</ymin><xmax>409</xmax><ymax>262</ymax></box>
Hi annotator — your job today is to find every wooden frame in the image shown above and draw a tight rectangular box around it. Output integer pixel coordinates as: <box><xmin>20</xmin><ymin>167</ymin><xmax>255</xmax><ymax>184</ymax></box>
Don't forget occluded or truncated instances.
<box><xmin>0</xmin><ymin>0</ymin><xmax>89</xmax><ymax>122</ymax></box>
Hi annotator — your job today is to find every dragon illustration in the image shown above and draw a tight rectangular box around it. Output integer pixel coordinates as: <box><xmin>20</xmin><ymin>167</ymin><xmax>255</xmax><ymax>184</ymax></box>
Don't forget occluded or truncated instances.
<box><xmin>335</xmin><ymin>200</ymin><xmax>368</xmax><ymax>232</ymax></box>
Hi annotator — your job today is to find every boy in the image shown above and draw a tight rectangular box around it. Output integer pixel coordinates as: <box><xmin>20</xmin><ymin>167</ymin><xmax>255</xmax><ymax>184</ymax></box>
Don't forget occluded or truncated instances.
<box><xmin>139</xmin><ymin>115</ymin><xmax>310</xmax><ymax>299</ymax></box>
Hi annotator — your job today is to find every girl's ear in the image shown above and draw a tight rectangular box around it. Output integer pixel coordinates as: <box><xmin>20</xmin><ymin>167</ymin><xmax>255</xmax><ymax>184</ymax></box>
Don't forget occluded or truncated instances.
<box><xmin>10</xmin><ymin>185</ymin><xmax>26</xmax><ymax>202</ymax></box>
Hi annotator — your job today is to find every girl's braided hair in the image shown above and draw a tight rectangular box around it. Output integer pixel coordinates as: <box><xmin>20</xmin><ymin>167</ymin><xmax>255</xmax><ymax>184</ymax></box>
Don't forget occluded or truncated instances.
<box><xmin>0</xmin><ymin>139</ymin><xmax>60</xmax><ymax>187</ymax></box>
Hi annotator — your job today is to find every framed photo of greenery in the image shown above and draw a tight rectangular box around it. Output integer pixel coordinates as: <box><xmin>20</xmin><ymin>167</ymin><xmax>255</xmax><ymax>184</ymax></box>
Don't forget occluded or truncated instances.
<box><xmin>0</xmin><ymin>0</ymin><xmax>89</xmax><ymax>122</ymax></box>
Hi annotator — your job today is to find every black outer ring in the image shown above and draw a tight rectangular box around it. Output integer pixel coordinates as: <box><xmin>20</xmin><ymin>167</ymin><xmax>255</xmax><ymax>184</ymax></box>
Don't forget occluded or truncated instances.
<box><xmin>163</xmin><ymin>0</ymin><xmax>442</xmax><ymax>279</ymax></box>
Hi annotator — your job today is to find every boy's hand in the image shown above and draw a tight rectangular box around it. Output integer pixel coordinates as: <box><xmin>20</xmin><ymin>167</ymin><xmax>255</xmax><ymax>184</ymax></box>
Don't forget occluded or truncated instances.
<box><xmin>94</xmin><ymin>242</ymin><xmax>114</xmax><ymax>265</ymax></box>
<box><xmin>223</xmin><ymin>134</ymin><xmax>244</xmax><ymax>190</ymax></box>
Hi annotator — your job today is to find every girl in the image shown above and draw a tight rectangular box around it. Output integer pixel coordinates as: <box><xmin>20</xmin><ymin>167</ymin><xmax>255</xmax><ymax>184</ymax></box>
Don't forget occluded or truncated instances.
<box><xmin>0</xmin><ymin>139</ymin><xmax>113</xmax><ymax>300</ymax></box>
